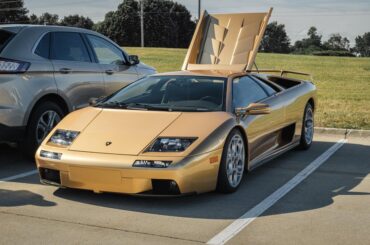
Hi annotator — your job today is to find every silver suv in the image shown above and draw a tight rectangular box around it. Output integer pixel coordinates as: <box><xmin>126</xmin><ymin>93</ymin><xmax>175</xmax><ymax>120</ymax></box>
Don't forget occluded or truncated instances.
<box><xmin>0</xmin><ymin>25</ymin><xmax>156</xmax><ymax>156</ymax></box>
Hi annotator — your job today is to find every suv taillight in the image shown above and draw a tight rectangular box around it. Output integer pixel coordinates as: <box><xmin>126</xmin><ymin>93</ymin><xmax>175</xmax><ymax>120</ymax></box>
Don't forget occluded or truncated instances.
<box><xmin>0</xmin><ymin>58</ymin><xmax>30</xmax><ymax>74</ymax></box>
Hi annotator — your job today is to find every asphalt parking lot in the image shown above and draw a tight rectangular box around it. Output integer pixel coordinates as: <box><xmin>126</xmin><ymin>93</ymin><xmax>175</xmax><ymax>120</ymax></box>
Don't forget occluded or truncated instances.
<box><xmin>0</xmin><ymin>133</ymin><xmax>369</xmax><ymax>245</ymax></box>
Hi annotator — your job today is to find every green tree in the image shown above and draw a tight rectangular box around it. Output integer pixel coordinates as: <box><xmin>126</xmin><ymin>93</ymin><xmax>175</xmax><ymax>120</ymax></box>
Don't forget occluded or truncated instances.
<box><xmin>305</xmin><ymin>26</ymin><xmax>322</xmax><ymax>47</ymax></box>
<box><xmin>354</xmin><ymin>32</ymin><xmax>370</xmax><ymax>57</ymax></box>
<box><xmin>143</xmin><ymin>0</ymin><xmax>195</xmax><ymax>48</ymax></box>
<box><xmin>28</xmin><ymin>14</ymin><xmax>39</xmax><ymax>24</ymax></box>
<box><xmin>29</xmin><ymin>12</ymin><xmax>59</xmax><ymax>25</ymax></box>
<box><xmin>0</xmin><ymin>0</ymin><xmax>29</xmax><ymax>23</ymax></box>
<box><xmin>323</xmin><ymin>33</ymin><xmax>350</xmax><ymax>51</ymax></box>
<box><xmin>60</xmin><ymin>15</ymin><xmax>94</xmax><ymax>29</ymax></box>
<box><xmin>293</xmin><ymin>26</ymin><xmax>323</xmax><ymax>54</ymax></box>
<box><xmin>260</xmin><ymin>21</ymin><xmax>290</xmax><ymax>53</ymax></box>
<box><xmin>96</xmin><ymin>0</ymin><xmax>195</xmax><ymax>48</ymax></box>
<box><xmin>95</xmin><ymin>0</ymin><xmax>141</xmax><ymax>46</ymax></box>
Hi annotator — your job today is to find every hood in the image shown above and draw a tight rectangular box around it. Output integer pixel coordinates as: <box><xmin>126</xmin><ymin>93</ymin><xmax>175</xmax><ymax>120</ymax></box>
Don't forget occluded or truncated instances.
<box><xmin>68</xmin><ymin>109</ymin><xmax>232</xmax><ymax>156</ymax></box>
<box><xmin>182</xmin><ymin>9</ymin><xmax>272</xmax><ymax>72</ymax></box>
<box><xmin>137</xmin><ymin>62</ymin><xmax>156</xmax><ymax>72</ymax></box>
<box><xmin>69</xmin><ymin>109</ymin><xmax>181</xmax><ymax>155</ymax></box>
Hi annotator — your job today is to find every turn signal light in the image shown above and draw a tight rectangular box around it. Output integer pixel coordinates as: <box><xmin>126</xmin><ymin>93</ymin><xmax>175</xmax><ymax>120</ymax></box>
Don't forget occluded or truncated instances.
<box><xmin>133</xmin><ymin>160</ymin><xmax>172</xmax><ymax>168</ymax></box>
<box><xmin>40</xmin><ymin>150</ymin><xmax>62</xmax><ymax>160</ymax></box>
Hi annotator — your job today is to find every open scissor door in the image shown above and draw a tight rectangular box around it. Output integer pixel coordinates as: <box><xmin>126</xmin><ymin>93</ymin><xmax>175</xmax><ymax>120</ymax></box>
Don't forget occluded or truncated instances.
<box><xmin>182</xmin><ymin>8</ymin><xmax>272</xmax><ymax>72</ymax></box>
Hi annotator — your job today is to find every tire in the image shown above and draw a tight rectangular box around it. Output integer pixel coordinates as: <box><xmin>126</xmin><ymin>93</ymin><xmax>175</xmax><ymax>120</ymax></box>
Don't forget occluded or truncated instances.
<box><xmin>22</xmin><ymin>101</ymin><xmax>64</xmax><ymax>159</ymax></box>
<box><xmin>298</xmin><ymin>103</ymin><xmax>314</xmax><ymax>150</ymax></box>
<box><xmin>217</xmin><ymin>129</ymin><xmax>246</xmax><ymax>193</ymax></box>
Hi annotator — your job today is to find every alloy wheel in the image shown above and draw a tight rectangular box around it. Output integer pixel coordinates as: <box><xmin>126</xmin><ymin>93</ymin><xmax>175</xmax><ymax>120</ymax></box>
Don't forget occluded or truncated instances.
<box><xmin>304</xmin><ymin>106</ymin><xmax>314</xmax><ymax>145</ymax></box>
<box><xmin>36</xmin><ymin>110</ymin><xmax>61</xmax><ymax>145</ymax></box>
<box><xmin>226</xmin><ymin>134</ymin><xmax>245</xmax><ymax>188</ymax></box>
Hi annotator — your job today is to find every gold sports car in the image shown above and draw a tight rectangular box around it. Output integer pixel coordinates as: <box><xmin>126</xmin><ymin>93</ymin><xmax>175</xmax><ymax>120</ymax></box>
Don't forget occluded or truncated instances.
<box><xmin>36</xmin><ymin>9</ymin><xmax>317</xmax><ymax>195</ymax></box>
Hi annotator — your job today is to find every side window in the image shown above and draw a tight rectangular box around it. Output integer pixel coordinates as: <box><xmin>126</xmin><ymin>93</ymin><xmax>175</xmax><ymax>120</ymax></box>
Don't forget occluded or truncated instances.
<box><xmin>35</xmin><ymin>32</ymin><xmax>50</xmax><ymax>58</ymax></box>
<box><xmin>51</xmin><ymin>32</ymin><xmax>91</xmax><ymax>62</ymax></box>
<box><xmin>252</xmin><ymin>77</ymin><xmax>277</xmax><ymax>96</ymax></box>
<box><xmin>233</xmin><ymin>76</ymin><xmax>268</xmax><ymax>108</ymax></box>
<box><xmin>87</xmin><ymin>35</ymin><xmax>125</xmax><ymax>65</ymax></box>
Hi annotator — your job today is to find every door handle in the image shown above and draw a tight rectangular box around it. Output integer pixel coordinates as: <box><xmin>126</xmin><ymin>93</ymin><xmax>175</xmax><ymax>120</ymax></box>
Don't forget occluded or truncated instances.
<box><xmin>105</xmin><ymin>69</ymin><xmax>114</xmax><ymax>75</ymax></box>
<box><xmin>59</xmin><ymin>68</ymin><xmax>72</xmax><ymax>74</ymax></box>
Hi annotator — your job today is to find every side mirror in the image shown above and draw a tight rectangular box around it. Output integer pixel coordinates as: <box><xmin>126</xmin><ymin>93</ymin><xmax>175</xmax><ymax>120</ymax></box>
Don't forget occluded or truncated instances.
<box><xmin>128</xmin><ymin>55</ymin><xmax>140</xmax><ymax>65</ymax></box>
<box><xmin>89</xmin><ymin>96</ymin><xmax>106</xmax><ymax>106</ymax></box>
<box><xmin>235</xmin><ymin>103</ymin><xmax>271</xmax><ymax>117</ymax></box>
<box><xmin>115</xmin><ymin>60</ymin><xmax>125</xmax><ymax>66</ymax></box>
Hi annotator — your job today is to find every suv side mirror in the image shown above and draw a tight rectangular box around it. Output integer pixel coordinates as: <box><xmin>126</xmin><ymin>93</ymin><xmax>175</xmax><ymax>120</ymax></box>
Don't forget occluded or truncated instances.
<box><xmin>128</xmin><ymin>55</ymin><xmax>140</xmax><ymax>65</ymax></box>
<box><xmin>235</xmin><ymin>103</ymin><xmax>271</xmax><ymax>117</ymax></box>
<box><xmin>115</xmin><ymin>60</ymin><xmax>125</xmax><ymax>66</ymax></box>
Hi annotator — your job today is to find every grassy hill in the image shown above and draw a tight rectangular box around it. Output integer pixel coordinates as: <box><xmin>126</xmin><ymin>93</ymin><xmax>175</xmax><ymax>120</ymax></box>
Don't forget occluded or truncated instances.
<box><xmin>126</xmin><ymin>47</ymin><xmax>370</xmax><ymax>130</ymax></box>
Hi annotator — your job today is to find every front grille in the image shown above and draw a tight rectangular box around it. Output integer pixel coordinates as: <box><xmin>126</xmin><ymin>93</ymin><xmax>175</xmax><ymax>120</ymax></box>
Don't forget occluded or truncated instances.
<box><xmin>39</xmin><ymin>168</ymin><xmax>61</xmax><ymax>185</ymax></box>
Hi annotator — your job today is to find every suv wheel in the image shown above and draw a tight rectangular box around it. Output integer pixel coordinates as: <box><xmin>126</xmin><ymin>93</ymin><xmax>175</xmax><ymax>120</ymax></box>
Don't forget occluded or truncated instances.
<box><xmin>23</xmin><ymin>101</ymin><xmax>64</xmax><ymax>159</ymax></box>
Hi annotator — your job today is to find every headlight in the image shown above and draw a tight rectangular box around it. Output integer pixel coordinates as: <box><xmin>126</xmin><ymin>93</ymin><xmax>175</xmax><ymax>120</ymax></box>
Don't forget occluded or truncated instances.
<box><xmin>145</xmin><ymin>138</ymin><xmax>197</xmax><ymax>152</ymax></box>
<box><xmin>48</xmin><ymin>129</ymin><xmax>80</xmax><ymax>147</ymax></box>
<box><xmin>40</xmin><ymin>150</ymin><xmax>62</xmax><ymax>160</ymax></box>
<box><xmin>133</xmin><ymin>160</ymin><xmax>172</xmax><ymax>168</ymax></box>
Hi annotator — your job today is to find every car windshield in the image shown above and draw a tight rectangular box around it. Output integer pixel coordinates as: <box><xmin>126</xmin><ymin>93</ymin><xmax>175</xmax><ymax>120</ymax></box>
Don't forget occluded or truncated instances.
<box><xmin>99</xmin><ymin>75</ymin><xmax>226</xmax><ymax>112</ymax></box>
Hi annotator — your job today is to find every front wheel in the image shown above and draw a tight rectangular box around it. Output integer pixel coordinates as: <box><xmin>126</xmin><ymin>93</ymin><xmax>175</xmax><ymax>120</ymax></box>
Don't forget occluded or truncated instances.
<box><xmin>298</xmin><ymin>103</ymin><xmax>314</xmax><ymax>150</ymax></box>
<box><xmin>23</xmin><ymin>101</ymin><xmax>64</xmax><ymax>159</ymax></box>
<box><xmin>217</xmin><ymin>129</ymin><xmax>246</xmax><ymax>193</ymax></box>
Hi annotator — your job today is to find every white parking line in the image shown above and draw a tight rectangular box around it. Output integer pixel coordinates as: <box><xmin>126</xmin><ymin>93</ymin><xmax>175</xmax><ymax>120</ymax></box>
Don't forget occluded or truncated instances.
<box><xmin>0</xmin><ymin>170</ymin><xmax>38</xmax><ymax>183</ymax></box>
<box><xmin>207</xmin><ymin>138</ymin><xmax>347</xmax><ymax>245</ymax></box>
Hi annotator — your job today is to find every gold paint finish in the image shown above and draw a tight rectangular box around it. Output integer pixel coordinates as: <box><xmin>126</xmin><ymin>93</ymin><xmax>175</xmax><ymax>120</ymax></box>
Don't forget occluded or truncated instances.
<box><xmin>69</xmin><ymin>109</ymin><xmax>181</xmax><ymax>155</ymax></box>
<box><xmin>183</xmin><ymin>9</ymin><xmax>272</xmax><ymax>71</ymax></box>
<box><xmin>35</xmin><ymin>10</ymin><xmax>317</xmax><ymax>195</ymax></box>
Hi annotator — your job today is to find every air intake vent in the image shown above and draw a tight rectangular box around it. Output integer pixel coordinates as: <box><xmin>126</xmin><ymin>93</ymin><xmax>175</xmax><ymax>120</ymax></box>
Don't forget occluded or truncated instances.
<box><xmin>39</xmin><ymin>168</ymin><xmax>61</xmax><ymax>185</ymax></box>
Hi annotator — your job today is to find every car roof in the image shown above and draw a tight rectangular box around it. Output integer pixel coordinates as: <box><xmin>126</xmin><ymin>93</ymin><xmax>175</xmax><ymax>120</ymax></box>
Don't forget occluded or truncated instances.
<box><xmin>0</xmin><ymin>24</ymin><xmax>98</xmax><ymax>35</ymax></box>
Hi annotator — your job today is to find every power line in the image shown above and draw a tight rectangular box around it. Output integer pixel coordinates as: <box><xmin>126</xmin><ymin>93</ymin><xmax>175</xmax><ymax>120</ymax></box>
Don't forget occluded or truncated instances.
<box><xmin>0</xmin><ymin>0</ymin><xmax>24</xmax><ymax>4</ymax></box>
<box><xmin>0</xmin><ymin>7</ymin><xmax>25</xmax><ymax>11</ymax></box>
<box><xmin>274</xmin><ymin>12</ymin><xmax>370</xmax><ymax>17</ymax></box>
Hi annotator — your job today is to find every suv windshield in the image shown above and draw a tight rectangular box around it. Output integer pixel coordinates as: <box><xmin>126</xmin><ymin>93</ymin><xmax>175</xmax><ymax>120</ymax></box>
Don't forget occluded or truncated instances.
<box><xmin>0</xmin><ymin>30</ymin><xmax>15</xmax><ymax>53</ymax></box>
<box><xmin>99</xmin><ymin>75</ymin><xmax>226</xmax><ymax>112</ymax></box>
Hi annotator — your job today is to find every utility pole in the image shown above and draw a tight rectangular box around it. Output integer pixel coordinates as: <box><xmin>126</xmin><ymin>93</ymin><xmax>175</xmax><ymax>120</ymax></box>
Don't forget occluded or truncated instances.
<box><xmin>198</xmin><ymin>0</ymin><xmax>201</xmax><ymax>20</ymax></box>
<box><xmin>140</xmin><ymin>0</ymin><xmax>144</xmax><ymax>47</ymax></box>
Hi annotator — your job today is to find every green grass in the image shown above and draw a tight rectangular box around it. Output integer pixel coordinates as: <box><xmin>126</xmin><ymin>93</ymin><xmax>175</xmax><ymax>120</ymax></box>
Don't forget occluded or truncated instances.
<box><xmin>126</xmin><ymin>47</ymin><xmax>370</xmax><ymax>130</ymax></box>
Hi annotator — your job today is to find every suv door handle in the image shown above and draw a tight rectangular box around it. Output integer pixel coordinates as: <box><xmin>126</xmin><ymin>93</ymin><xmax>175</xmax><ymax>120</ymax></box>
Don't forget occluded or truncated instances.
<box><xmin>59</xmin><ymin>68</ymin><xmax>72</xmax><ymax>74</ymax></box>
<box><xmin>105</xmin><ymin>69</ymin><xmax>114</xmax><ymax>75</ymax></box>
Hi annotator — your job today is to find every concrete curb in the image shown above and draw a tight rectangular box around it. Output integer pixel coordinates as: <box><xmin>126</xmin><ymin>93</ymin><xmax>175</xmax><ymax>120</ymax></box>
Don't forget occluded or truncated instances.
<box><xmin>315</xmin><ymin>127</ymin><xmax>370</xmax><ymax>137</ymax></box>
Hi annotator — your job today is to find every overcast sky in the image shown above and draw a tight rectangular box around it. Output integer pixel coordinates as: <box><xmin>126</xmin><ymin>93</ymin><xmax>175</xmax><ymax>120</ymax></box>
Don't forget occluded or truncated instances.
<box><xmin>24</xmin><ymin>0</ymin><xmax>370</xmax><ymax>45</ymax></box>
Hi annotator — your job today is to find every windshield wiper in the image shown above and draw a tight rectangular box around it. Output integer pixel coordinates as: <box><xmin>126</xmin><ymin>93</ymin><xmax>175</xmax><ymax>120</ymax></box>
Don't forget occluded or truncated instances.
<box><xmin>165</xmin><ymin>105</ymin><xmax>213</xmax><ymax>112</ymax></box>
<box><xmin>98</xmin><ymin>101</ymin><xmax>127</xmax><ymax>109</ymax></box>
<box><xmin>99</xmin><ymin>102</ymin><xmax>169</xmax><ymax>111</ymax></box>
<box><xmin>127</xmin><ymin>103</ymin><xmax>174</xmax><ymax>111</ymax></box>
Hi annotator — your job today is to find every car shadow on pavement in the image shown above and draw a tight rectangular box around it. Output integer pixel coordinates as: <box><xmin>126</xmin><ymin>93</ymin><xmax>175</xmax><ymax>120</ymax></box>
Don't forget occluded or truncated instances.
<box><xmin>0</xmin><ymin>189</ymin><xmax>56</xmax><ymax>207</ymax></box>
<box><xmin>51</xmin><ymin>141</ymin><xmax>370</xmax><ymax>220</ymax></box>
<box><xmin>0</xmin><ymin>143</ymin><xmax>35</xmax><ymax>180</ymax></box>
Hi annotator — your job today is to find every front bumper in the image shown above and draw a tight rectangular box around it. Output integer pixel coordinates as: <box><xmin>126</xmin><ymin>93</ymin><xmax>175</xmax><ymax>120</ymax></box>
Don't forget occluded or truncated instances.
<box><xmin>35</xmin><ymin>146</ymin><xmax>223</xmax><ymax>195</ymax></box>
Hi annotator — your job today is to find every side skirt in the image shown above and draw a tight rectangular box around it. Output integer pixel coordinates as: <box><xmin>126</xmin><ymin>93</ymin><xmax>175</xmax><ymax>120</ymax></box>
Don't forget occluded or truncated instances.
<box><xmin>248</xmin><ymin>141</ymin><xmax>300</xmax><ymax>171</ymax></box>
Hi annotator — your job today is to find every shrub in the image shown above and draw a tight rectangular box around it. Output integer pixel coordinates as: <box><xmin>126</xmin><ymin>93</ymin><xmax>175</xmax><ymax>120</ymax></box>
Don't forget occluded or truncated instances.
<box><xmin>312</xmin><ymin>50</ymin><xmax>355</xmax><ymax>57</ymax></box>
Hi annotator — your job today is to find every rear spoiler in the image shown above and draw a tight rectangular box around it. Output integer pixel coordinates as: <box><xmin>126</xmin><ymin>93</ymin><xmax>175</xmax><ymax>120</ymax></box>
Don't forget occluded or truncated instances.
<box><xmin>247</xmin><ymin>69</ymin><xmax>313</xmax><ymax>81</ymax></box>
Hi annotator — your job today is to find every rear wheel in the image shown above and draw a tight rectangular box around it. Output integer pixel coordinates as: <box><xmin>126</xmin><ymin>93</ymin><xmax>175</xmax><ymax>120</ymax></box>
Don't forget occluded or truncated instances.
<box><xmin>298</xmin><ymin>103</ymin><xmax>314</xmax><ymax>150</ymax></box>
<box><xmin>217</xmin><ymin>129</ymin><xmax>246</xmax><ymax>193</ymax></box>
<box><xmin>23</xmin><ymin>101</ymin><xmax>64</xmax><ymax>159</ymax></box>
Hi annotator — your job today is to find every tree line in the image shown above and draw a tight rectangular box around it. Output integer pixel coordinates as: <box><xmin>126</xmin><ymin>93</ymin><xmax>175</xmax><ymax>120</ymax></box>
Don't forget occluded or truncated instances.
<box><xmin>261</xmin><ymin>23</ymin><xmax>370</xmax><ymax>57</ymax></box>
<box><xmin>1</xmin><ymin>0</ymin><xmax>369</xmax><ymax>57</ymax></box>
